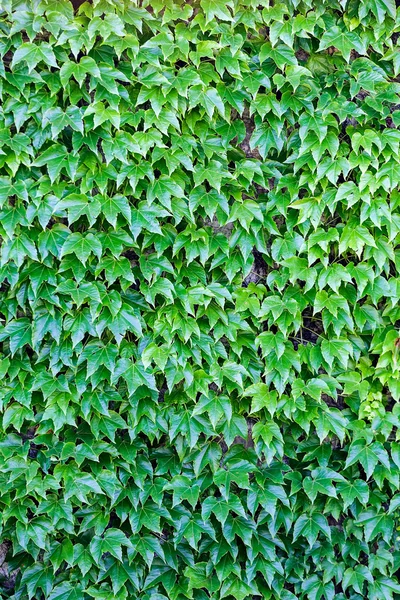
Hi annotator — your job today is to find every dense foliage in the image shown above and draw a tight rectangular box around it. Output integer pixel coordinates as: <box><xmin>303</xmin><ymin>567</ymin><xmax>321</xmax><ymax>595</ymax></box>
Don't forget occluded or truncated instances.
<box><xmin>2</xmin><ymin>0</ymin><xmax>400</xmax><ymax>598</ymax></box>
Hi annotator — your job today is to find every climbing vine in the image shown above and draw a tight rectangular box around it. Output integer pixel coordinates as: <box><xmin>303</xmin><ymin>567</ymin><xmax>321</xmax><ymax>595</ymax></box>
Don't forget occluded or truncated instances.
<box><xmin>1</xmin><ymin>0</ymin><xmax>400</xmax><ymax>599</ymax></box>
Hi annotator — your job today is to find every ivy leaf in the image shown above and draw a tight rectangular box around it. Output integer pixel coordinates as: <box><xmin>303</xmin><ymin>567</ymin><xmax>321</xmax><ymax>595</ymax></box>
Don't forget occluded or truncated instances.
<box><xmin>337</xmin><ymin>479</ymin><xmax>369</xmax><ymax>509</ymax></box>
<box><xmin>11</xmin><ymin>42</ymin><xmax>58</xmax><ymax>72</ymax></box>
<box><xmin>61</xmin><ymin>233</ymin><xmax>102</xmax><ymax>264</ymax></box>
<box><xmin>90</xmin><ymin>529</ymin><xmax>132</xmax><ymax>564</ymax></box>
<box><xmin>293</xmin><ymin>513</ymin><xmax>331</xmax><ymax>547</ymax></box>
<box><xmin>48</xmin><ymin>582</ymin><xmax>85</xmax><ymax>600</ymax></box>
<box><xmin>355</xmin><ymin>510</ymin><xmax>394</xmax><ymax>543</ymax></box>
<box><xmin>200</xmin><ymin>0</ymin><xmax>233</xmax><ymax>23</ymax></box>
<box><xmin>0</xmin><ymin>318</ymin><xmax>32</xmax><ymax>354</ymax></box>
<box><xmin>318</xmin><ymin>26</ymin><xmax>366</xmax><ymax>62</ymax></box>
<box><xmin>260</xmin><ymin>43</ymin><xmax>297</xmax><ymax>68</ymax></box>
<box><xmin>345</xmin><ymin>439</ymin><xmax>390</xmax><ymax>479</ymax></box>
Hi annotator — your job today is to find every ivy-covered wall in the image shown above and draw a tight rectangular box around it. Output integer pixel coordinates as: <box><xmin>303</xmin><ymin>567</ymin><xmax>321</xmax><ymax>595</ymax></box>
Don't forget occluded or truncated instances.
<box><xmin>1</xmin><ymin>0</ymin><xmax>400</xmax><ymax>598</ymax></box>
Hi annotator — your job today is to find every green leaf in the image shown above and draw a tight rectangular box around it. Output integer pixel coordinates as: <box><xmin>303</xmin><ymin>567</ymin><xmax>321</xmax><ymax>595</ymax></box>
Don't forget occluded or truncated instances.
<box><xmin>12</xmin><ymin>42</ymin><xmax>58</xmax><ymax>72</ymax></box>
<box><xmin>293</xmin><ymin>513</ymin><xmax>331</xmax><ymax>547</ymax></box>
<box><xmin>345</xmin><ymin>439</ymin><xmax>390</xmax><ymax>479</ymax></box>
<box><xmin>200</xmin><ymin>0</ymin><xmax>233</xmax><ymax>23</ymax></box>
<box><xmin>318</xmin><ymin>26</ymin><xmax>366</xmax><ymax>62</ymax></box>
<box><xmin>61</xmin><ymin>232</ymin><xmax>102</xmax><ymax>264</ymax></box>
<box><xmin>90</xmin><ymin>529</ymin><xmax>132</xmax><ymax>564</ymax></box>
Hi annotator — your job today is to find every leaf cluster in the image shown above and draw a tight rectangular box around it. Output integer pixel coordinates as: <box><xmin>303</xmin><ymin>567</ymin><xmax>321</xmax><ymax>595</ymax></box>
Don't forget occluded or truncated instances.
<box><xmin>1</xmin><ymin>0</ymin><xmax>400</xmax><ymax>599</ymax></box>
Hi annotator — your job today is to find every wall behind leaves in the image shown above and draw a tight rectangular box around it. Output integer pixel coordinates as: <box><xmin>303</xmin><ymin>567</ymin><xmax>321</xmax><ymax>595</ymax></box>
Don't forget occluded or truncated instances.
<box><xmin>1</xmin><ymin>0</ymin><xmax>400</xmax><ymax>598</ymax></box>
